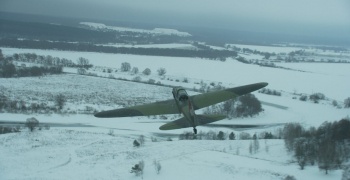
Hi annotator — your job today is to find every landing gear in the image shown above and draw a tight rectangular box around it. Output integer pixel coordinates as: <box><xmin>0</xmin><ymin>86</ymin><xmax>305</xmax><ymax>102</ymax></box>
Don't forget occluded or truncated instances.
<box><xmin>193</xmin><ymin>127</ymin><xmax>197</xmax><ymax>134</ymax></box>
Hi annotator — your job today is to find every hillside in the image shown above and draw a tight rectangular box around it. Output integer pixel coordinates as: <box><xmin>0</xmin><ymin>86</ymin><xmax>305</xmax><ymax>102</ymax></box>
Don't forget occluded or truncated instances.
<box><xmin>1</xmin><ymin>45</ymin><xmax>350</xmax><ymax>179</ymax></box>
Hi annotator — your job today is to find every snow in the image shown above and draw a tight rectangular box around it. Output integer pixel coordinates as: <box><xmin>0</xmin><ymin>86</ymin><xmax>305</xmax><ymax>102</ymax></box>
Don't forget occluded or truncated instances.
<box><xmin>80</xmin><ymin>22</ymin><xmax>192</xmax><ymax>37</ymax></box>
<box><xmin>0</xmin><ymin>125</ymin><xmax>343</xmax><ymax>180</ymax></box>
<box><xmin>1</xmin><ymin>45</ymin><xmax>349</xmax><ymax>180</ymax></box>
<box><xmin>2</xmin><ymin>47</ymin><xmax>350</xmax><ymax>101</ymax></box>
<box><xmin>227</xmin><ymin>44</ymin><xmax>303</xmax><ymax>54</ymax></box>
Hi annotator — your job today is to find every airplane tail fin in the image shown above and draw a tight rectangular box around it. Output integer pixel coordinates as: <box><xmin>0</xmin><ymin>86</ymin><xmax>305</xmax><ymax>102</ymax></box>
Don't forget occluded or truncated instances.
<box><xmin>196</xmin><ymin>114</ymin><xmax>226</xmax><ymax>126</ymax></box>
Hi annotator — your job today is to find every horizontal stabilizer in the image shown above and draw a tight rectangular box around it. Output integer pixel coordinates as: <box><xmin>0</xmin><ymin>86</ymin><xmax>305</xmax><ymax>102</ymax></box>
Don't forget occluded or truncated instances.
<box><xmin>159</xmin><ymin>114</ymin><xmax>226</xmax><ymax>130</ymax></box>
<box><xmin>159</xmin><ymin>117</ymin><xmax>191</xmax><ymax>130</ymax></box>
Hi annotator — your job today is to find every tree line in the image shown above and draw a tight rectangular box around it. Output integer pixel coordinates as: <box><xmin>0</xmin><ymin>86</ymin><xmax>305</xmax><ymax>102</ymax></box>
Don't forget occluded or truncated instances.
<box><xmin>0</xmin><ymin>19</ymin><xmax>189</xmax><ymax>44</ymax></box>
<box><xmin>0</xmin><ymin>50</ymin><xmax>94</xmax><ymax>78</ymax></box>
<box><xmin>0</xmin><ymin>38</ymin><xmax>238</xmax><ymax>60</ymax></box>
<box><xmin>283</xmin><ymin>119</ymin><xmax>350</xmax><ymax>174</ymax></box>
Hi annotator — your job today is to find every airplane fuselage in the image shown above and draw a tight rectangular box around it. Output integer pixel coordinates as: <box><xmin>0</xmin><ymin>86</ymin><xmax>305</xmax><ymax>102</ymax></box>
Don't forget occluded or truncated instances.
<box><xmin>172</xmin><ymin>87</ymin><xmax>198</xmax><ymax>132</ymax></box>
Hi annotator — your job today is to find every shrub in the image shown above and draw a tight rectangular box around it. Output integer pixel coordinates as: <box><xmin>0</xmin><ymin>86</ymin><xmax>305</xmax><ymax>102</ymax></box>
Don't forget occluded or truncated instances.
<box><xmin>142</xmin><ymin>68</ymin><xmax>151</xmax><ymax>75</ymax></box>
<box><xmin>133</xmin><ymin>76</ymin><xmax>142</xmax><ymax>82</ymax></box>
<box><xmin>130</xmin><ymin>160</ymin><xmax>144</xmax><ymax>177</ymax></box>
<box><xmin>133</xmin><ymin>140</ymin><xmax>140</xmax><ymax>147</ymax></box>
<box><xmin>299</xmin><ymin>95</ymin><xmax>307</xmax><ymax>101</ymax></box>
<box><xmin>239</xmin><ymin>132</ymin><xmax>251</xmax><ymax>140</ymax></box>
<box><xmin>25</xmin><ymin>117</ymin><xmax>39</xmax><ymax>132</ymax></box>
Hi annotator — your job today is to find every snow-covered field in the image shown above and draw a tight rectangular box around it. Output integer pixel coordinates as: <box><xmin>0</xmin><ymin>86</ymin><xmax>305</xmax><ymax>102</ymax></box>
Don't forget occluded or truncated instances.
<box><xmin>1</xmin><ymin>45</ymin><xmax>350</xmax><ymax>179</ymax></box>
<box><xmin>227</xmin><ymin>44</ymin><xmax>302</xmax><ymax>54</ymax></box>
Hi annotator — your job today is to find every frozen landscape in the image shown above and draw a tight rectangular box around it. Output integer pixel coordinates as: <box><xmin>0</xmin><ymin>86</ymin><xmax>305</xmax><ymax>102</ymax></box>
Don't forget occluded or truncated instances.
<box><xmin>1</xmin><ymin>43</ymin><xmax>350</xmax><ymax>179</ymax></box>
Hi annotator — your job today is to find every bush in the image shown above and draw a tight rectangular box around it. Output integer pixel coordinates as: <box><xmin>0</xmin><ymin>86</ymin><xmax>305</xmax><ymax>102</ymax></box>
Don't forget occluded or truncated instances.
<box><xmin>234</xmin><ymin>94</ymin><xmax>263</xmax><ymax>117</ymax></box>
<box><xmin>130</xmin><ymin>160</ymin><xmax>144</xmax><ymax>177</ymax></box>
<box><xmin>239</xmin><ymin>132</ymin><xmax>251</xmax><ymax>140</ymax></box>
<box><xmin>133</xmin><ymin>76</ymin><xmax>141</xmax><ymax>82</ymax></box>
<box><xmin>299</xmin><ymin>95</ymin><xmax>307</xmax><ymax>101</ymax></box>
<box><xmin>142</xmin><ymin>68</ymin><xmax>151</xmax><ymax>75</ymax></box>
<box><xmin>133</xmin><ymin>140</ymin><xmax>140</xmax><ymax>147</ymax></box>
<box><xmin>284</xmin><ymin>175</ymin><xmax>296</xmax><ymax>180</ymax></box>
<box><xmin>77</xmin><ymin>68</ymin><xmax>86</xmax><ymax>75</ymax></box>
<box><xmin>25</xmin><ymin>117</ymin><xmax>39</xmax><ymax>132</ymax></box>
<box><xmin>148</xmin><ymin>79</ymin><xmax>156</xmax><ymax>84</ymax></box>
<box><xmin>309</xmin><ymin>93</ymin><xmax>325</xmax><ymax>103</ymax></box>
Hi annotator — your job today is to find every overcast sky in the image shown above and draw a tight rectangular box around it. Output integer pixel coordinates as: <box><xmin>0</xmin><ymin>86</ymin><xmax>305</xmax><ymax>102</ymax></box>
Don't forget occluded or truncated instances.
<box><xmin>1</xmin><ymin>0</ymin><xmax>350</xmax><ymax>38</ymax></box>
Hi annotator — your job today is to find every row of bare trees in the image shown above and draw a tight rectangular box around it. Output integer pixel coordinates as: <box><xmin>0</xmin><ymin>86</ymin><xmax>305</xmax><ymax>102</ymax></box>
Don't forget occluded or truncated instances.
<box><xmin>283</xmin><ymin>119</ymin><xmax>350</xmax><ymax>174</ymax></box>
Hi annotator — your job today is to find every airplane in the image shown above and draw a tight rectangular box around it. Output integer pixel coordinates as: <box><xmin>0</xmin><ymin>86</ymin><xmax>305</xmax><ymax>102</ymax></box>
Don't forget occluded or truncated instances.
<box><xmin>94</xmin><ymin>82</ymin><xmax>268</xmax><ymax>134</ymax></box>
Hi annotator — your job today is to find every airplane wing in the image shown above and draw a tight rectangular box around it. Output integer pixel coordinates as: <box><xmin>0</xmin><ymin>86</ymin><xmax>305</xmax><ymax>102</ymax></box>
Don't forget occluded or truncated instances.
<box><xmin>159</xmin><ymin>114</ymin><xmax>226</xmax><ymax>130</ymax></box>
<box><xmin>94</xmin><ymin>99</ymin><xmax>179</xmax><ymax>118</ymax></box>
<box><xmin>190</xmin><ymin>82</ymin><xmax>268</xmax><ymax>110</ymax></box>
<box><xmin>94</xmin><ymin>82</ymin><xmax>267</xmax><ymax>118</ymax></box>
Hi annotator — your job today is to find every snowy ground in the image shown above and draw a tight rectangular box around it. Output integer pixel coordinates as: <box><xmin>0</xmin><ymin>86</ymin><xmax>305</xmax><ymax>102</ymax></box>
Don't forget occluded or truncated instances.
<box><xmin>1</xmin><ymin>45</ymin><xmax>350</xmax><ymax>179</ymax></box>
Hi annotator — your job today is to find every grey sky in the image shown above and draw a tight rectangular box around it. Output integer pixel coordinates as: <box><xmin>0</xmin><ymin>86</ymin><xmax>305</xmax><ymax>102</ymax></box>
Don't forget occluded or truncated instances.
<box><xmin>1</xmin><ymin>0</ymin><xmax>350</xmax><ymax>37</ymax></box>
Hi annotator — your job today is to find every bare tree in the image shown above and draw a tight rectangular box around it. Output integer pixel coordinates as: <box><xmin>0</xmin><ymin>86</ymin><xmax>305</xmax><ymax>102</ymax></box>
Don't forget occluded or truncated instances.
<box><xmin>253</xmin><ymin>136</ymin><xmax>260</xmax><ymax>154</ymax></box>
<box><xmin>121</xmin><ymin>62</ymin><xmax>131</xmax><ymax>72</ymax></box>
<box><xmin>249</xmin><ymin>142</ymin><xmax>253</xmax><ymax>154</ymax></box>
<box><xmin>131</xmin><ymin>67</ymin><xmax>139</xmax><ymax>75</ymax></box>
<box><xmin>138</xmin><ymin>135</ymin><xmax>145</xmax><ymax>146</ymax></box>
<box><xmin>55</xmin><ymin>94</ymin><xmax>66</xmax><ymax>110</ymax></box>
<box><xmin>283</xmin><ymin>123</ymin><xmax>304</xmax><ymax>152</ymax></box>
<box><xmin>77</xmin><ymin>57</ymin><xmax>90</xmax><ymax>69</ymax></box>
<box><xmin>344</xmin><ymin>97</ymin><xmax>350</xmax><ymax>108</ymax></box>
<box><xmin>157</xmin><ymin>68</ymin><xmax>166</xmax><ymax>76</ymax></box>
<box><xmin>318</xmin><ymin>139</ymin><xmax>337</xmax><ymax>174</ymax></box>
<box><xmin>153</xmin><ymin>160</ymin><xmax>162</xmax><ymax>174</ymax></box>
<box><xmin>294</xmin><ymin>137</ymin><xmax>307</xmax><ymax>170</ymax></box>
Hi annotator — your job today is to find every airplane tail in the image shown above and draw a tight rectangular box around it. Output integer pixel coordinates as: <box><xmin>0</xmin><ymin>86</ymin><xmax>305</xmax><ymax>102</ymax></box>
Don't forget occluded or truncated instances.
<box><xmin>196</xmin><ymin>114</ymin><xmax>226</xmax><ymax>126</ymax></box>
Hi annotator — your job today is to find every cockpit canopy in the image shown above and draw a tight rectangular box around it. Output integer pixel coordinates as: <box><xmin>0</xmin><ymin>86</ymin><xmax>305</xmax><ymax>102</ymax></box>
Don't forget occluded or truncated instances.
<box><xmin>173</xmin><ymin>87</ymin><xmax>189</xmax><ymax>102</ymax></box>
<box><xmin>178</xmin><ymin>89</ymin><xmax>188</xmax><ymax>101</ymax></box>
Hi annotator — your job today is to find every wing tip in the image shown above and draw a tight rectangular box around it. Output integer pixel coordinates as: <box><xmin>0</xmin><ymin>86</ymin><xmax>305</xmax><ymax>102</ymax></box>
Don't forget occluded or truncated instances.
<box><xmin>260</xmin><ymin>82</ymin><xmax>268</xmax><ymax>87</ymax></box>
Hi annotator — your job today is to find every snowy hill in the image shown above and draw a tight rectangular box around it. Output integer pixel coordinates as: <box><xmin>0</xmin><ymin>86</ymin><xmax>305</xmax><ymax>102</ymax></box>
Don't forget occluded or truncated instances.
<box><xmin>80</xmin><ymin>22</ymin><xmax>192</xmax><ymax>37</ymax></box>
<box><xmin>1</xmin><ymin>45</ymin><xmax>350</xmax><ymax>179</ymax></box>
